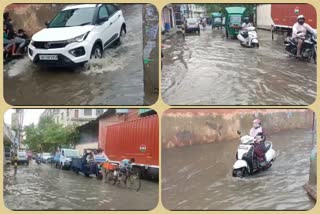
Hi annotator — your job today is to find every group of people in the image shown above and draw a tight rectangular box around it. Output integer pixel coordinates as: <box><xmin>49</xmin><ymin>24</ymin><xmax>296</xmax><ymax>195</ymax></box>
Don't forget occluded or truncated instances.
<box><xmin>3</xmin><ymin>12</ymin><xmax>28</xmax><ymax>58</ymax></box>
<box><xmin>85</xmin><ymin>148</ymin><xmax>135</xmax><ymax>175</ymax></box>
<box><xmin>239</xmin><ymin>15</ymin><xmax>316</xmax><ymax>58</ymax></box>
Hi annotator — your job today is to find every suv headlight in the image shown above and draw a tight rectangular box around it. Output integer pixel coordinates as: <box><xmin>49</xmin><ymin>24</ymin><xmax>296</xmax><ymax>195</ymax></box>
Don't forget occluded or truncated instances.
<box><xmin>67</xmin><ymin>31</ymin><xmax>90</xmax><ymax>44</ymax></box>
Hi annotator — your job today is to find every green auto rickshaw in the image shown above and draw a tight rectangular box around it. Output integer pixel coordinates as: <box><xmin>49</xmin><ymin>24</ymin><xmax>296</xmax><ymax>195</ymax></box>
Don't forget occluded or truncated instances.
<box><xmin>211</xmin><ymin>12</ymin><xmax>223</xmax><ymax>29</ymax></box>
<box><xmin>224</xmin><ymin>7</ymin><xmax>247</xmax><ymax>39</ymax></box>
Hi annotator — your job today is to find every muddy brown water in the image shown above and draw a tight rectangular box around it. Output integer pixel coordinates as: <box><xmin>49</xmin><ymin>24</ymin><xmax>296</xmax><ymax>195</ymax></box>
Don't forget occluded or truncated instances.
<box><xmin>162</xmin><ymin>27</ymin><xmax>316</xmax><ymax>105</ymax></box>
<box><xmin>4</xmin><ymin>5</ymin><xmax>144</xmax><ymax>105</ymax></box>
<box><xmin>3</xmin><ymin>161</ymin><xmax>158</xmax><ymax>210</ymax></box>
<box><xmin>162</xmin><ymin>129</ymin><xmax>316</xmax><ymax>210</ymax></box>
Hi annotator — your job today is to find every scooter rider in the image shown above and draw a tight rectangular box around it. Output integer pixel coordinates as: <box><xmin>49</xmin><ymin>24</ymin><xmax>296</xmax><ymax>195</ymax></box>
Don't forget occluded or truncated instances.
<box><xmin>238</xmin><ymin>17</ymin><xmax>253</xmax><ymax>44</ymax></box>
<box><xmin>249</xmin><ymin>119</ymin><xmax>267</xmax><ymax>164</ymax></box>
<box><xmin>292</xmin><ymin>15</ymin><xmax>316</xmax><ymax>58</ymax></box>
<box><xmin>241</xmin><ymin>17</ymin><xmax>253</xmax><ymax>30</ymax></box>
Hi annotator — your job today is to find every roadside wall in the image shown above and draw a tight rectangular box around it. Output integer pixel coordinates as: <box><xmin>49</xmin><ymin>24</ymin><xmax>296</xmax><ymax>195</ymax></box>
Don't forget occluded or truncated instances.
<box><xmin>4</xmin><ymin>4</ymin><xmax>65</xmax><ymax>36</ymax></box>
<box><xmin>143</xmin><ymin>4</ymin><xmax>159</xmax><ymax>105</ymax></box>
<box><xmin>162</xmin><ymin>109</ymin><xmax>314</xmax><ymax>149</ymax></box>
<box><xmin>98</xmin><ymin>109</ymin><xmax>140</xmax><ymax>150</ymax></box>
<box><xmin>75</xmin><ymin>143</ymin><xmax>98</xmax><ymax>154</ymax></box>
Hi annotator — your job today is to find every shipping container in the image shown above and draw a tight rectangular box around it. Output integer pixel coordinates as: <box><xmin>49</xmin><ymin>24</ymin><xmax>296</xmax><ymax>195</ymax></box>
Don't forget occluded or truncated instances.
<box><xmin>103</xmin><ymin>114</ymin><xmax>159</xmax><ymax>178</ymax></box>
<box><xmin>257</xmin><ymin>4</ymin><xmax>316</xmax><ymax>33</ymax></box>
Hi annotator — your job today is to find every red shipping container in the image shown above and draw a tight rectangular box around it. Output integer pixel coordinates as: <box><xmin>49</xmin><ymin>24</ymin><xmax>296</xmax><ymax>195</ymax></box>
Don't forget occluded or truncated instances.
<box><xmin>104</xmin><ymin>115</ymin><xmax>159</xmax><ymax>169</ymax></box>
<box><xmin>271</xmin><ymin>4</ymin><xmax>317</xmax><ymax>29</ymax></box>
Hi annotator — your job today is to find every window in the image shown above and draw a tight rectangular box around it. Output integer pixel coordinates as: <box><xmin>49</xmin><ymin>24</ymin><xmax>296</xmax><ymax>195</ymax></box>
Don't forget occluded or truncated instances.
<box><xmin>106</xmin><ymin>4</ymin><xmax>119</xmax><ymax>16</ymax></box>
<box><xmin>98</xmin><ymin>5</ymin><xmax>109</xmax><ymax>20</ymax></box>
<box><xmin>84</xmin><ymin>109</ymin><xmax>92</xmax><ymax>116</ymax></box>
<box><xmin>48</xmin><ymin>7</ymin><xmax>96</xmax><ymax>28</ymax></box>
<box><xmin>96</xmin><ymin>109</ymin><xmax>104</xmax><ymax>116</ymax></box>
<box><xmin>74</xmin><ymin>110</ymin><xmax>79</xmax><ymax>119</ymax></box>
<box><xmin>230</xmin><ymin>15</ymin><xmax>242</xmax><ymax>25</ymax></box>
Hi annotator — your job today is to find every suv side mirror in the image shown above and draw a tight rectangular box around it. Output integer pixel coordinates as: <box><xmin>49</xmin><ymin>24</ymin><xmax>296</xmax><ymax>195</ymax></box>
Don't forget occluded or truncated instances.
<box><xmin>45</xmin><ymin>21</ymin><xmax>49</xmax><ymax>27</ymax></box>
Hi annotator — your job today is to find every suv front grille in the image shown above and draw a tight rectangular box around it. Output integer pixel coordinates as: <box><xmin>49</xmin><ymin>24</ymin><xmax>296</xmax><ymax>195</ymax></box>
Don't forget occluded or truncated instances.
<box><xmin>33</xmin><ymin>41</ymin><xmax>68</xmax><ymax>49</ymax></box>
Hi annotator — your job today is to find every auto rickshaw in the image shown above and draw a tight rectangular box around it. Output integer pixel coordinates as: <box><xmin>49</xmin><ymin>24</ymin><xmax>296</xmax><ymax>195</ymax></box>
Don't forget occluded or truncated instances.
<box><xmin>224</xmin><ymin>7</ymin><xmax>247</xmax><ymax>39</ymax></box>
<box><xmin>211</xmin><ymin>12</ymin><xmax>223</xmax><ymax>29</ymax></box>
<box><xmin>71</xmin><ymin>149</ymin><xmax>106</xmax><ymax>180</ymax></box>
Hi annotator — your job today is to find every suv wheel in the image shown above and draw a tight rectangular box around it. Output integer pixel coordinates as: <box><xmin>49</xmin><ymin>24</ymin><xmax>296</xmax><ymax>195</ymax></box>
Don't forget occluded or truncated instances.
<box><xmin>118</xmin><ymin>27</ymin><xmax>126</xmax><ymax>44</ymax></box>
<box><xmin>90</xmin><ymin>44</ymin><xmax>102</xmax><ymax>59</ymax></box>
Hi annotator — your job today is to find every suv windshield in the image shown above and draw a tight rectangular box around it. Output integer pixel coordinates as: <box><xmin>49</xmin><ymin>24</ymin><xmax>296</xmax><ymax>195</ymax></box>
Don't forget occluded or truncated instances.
<box><xmin>48</xmin><ymin>7</ymin><xmax>96</xmax><ymax>28</ymax></box>
<box><xmin>64</xmin><ymin>150</ymin><xmax>80</xmax><ymax>158</ymax></box>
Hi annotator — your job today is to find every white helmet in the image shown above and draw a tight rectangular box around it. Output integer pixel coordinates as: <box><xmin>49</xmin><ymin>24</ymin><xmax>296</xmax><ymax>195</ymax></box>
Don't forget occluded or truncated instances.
<box><xmin>297</xmin><ymin>15</ymin><xmax>305</xmax><ymax>21</ymax></box>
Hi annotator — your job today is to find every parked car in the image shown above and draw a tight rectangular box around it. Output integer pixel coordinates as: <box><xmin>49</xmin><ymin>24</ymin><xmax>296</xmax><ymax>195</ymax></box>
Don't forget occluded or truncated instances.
<box><xmin>17</xmin><ymin>151</ymin><xmax>29</xmax><ymax>165</ymax></box>
<box><xmin>185</xmin><ymin>18</ymin><xmax>200</xmax><ymax>33</ymax></box>
<box><xmin>28</xmin><ymin>4</ymin><xmax>127</xmax><ymax>67</ymax></box>
<box><xmin>4</xmin><ymin>146</ymin><xmax>12</xmax><ymax>164</ymax></box>
<box><xmin>47</xmin><ymin>156</ymin><xmax>54</xmax><ymax>164</ymax></box>
<box><xmin>41</xmin><ymin>152</ymin><xmax>52</xmax><ymax>163</ymax></box>
<box><xmin>54</xmin><ymin>149</ymin><xmax>81</xmax><ymax>169</ymax></box>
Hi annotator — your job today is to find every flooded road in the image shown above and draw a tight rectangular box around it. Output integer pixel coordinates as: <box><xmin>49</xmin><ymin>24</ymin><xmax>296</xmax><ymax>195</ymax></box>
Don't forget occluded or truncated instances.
<box><xmin>162</xmin><ymin>129</ymin><xmax>315</xmax><ymax>210</ymax></box>
<box><xmin>162</xmin><ymin>27</ymin><xmax>316</xmax><ymax>105</ymax></box>
<box><xmin>4</xmin><ymin>5</ymin><xmax>144</xmax><ymax>105</ymax></box>
<box><xmin>4</xmin><ymin>161</ymin><xmax>158</xmax><ymax>210</ymax></box>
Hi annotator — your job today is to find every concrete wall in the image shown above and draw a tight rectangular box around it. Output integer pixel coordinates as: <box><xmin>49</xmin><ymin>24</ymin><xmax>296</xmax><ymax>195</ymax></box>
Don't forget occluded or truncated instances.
<box><xmin>75</xmin><ymin>142</ymin><xmax>98</xmax><ymax>154</ymax></box>
<box><xmin>5</xmin><ymin>4</ymin><xmax>65</xmax><ymax>36</ymax></box>
<box><xmin>162</xmin><ymin>109</ymin><xmax>314</xmax><ymax>149</ymax></box>
<box><xmin>143</xmin><ymin>4</ymin><xmax>159</xmax><ymax>105</ymax></box>
<box><xmin>98</xmin><ymin>109</ymin><xmax>140</xmax><ymax>149</ymax></box>
<box><xmin>256</xmin><ymin>4</ymin><xmax>274</xmax><ymax>30</ymax></box>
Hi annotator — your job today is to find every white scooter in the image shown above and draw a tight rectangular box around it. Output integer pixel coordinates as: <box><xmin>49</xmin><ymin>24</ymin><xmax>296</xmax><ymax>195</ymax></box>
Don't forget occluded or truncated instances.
<box><xmin>237</xmin><ymin>26</ymin><xmax>259</xmax><ymax>48</ymax></box>
<box><xmin>232</xmin><ymin>131</ymin><xmax>276</xmax><ymax>177</ymax></box>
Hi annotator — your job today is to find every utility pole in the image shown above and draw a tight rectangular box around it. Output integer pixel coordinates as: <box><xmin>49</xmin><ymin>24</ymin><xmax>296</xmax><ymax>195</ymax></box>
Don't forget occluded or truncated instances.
<box><xmin>13</xmin><ymin>109</ymin><xmax>24</xmax><ymax>153</ymax></box>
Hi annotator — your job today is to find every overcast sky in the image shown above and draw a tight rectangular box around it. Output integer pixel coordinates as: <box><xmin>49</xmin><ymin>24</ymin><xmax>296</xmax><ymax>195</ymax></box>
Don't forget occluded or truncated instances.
<box><xmin>4</xmin><ymin>109</ymin><xmax>45</xmax><ymax>127</ymax></box>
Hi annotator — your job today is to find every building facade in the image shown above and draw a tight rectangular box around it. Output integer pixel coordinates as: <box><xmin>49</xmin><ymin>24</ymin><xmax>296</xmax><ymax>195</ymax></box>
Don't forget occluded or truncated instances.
<box><xmin>162</xmin><ymin>4</ymin><xmax>175</xmax><ymax>32</ymax></box>
<box><xmin>180</xmin><ymin>4</ymin><xmax>206</xmax><ymax>19</ymax></box>
<box><xmin>41</xmin><ymin>109</ymin><xmax>108</xmax><ymax>127</ymax></box>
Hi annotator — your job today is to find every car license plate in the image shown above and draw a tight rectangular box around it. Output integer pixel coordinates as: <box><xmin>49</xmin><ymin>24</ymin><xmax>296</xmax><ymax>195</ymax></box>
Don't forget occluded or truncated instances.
<box><xmin>39</xmin><ymin>55</ymin><xmax>58</xmax><ymax>60</ymax></box>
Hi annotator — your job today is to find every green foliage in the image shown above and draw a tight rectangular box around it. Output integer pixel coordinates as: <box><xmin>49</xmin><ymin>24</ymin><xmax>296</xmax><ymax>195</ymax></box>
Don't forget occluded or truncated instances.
<box><xmin>23</xmin><ymin>116</ymin><xmax>79</xmax><ymax>152</ymax></box>
<box><xmin>196</xmin><ymin>4</ymin><xmax>256</xmax><ymax>17</ymax></box>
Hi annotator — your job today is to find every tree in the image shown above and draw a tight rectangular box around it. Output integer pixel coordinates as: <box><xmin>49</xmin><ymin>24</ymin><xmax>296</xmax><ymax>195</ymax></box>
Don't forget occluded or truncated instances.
<box><xmin>197</xmin><ymin>3</ymin><xmax>256</xmax><ymax>18</ymax></box>
<box><xmin>23</xmin><ymin>116</ymin><xmax>79</xmax><ymax>152</ymax></box>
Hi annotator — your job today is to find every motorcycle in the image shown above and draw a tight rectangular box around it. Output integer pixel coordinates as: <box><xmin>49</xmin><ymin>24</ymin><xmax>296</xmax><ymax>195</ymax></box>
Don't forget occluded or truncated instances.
<box><xmin>36</xmin><ymin>157</ymin><xmax>41</xmax><ymax>165</ymax></box>
<box><xmin>284</xmin><ymin>32</ymin><xmax>317</xmax><ymax>64</ymax></box>
<box><xmin>232</xmin><ymin>131</ymin><xmax>276</xmax><ymax>177</ymax></box>
<box><xmin>237</xmin><ymin>26</ymin><xmax>259</xmax><ymax>48</ymax></box>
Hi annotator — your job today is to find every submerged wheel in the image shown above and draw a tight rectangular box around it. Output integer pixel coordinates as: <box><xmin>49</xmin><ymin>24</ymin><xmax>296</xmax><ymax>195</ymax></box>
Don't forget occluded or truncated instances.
<box><xmin>90</xmin><ymin>43</ymin><xmax>103</xmax><ymax>59</ymax></box>
<box><xmin>232</xmin><ymin>168</ymin><xmax>246</xmax><ymax>178</ymax></box>
<box><xmin>126</xmin><ymin>173</ymin><xmax>141</xmax><ymax>191</ymax></box>
<box><xmin>117</xmin><ymin>26</ymin><xmax>127</xmax><ymax>45</ymax></box>
<box><xmin>105</xmin><ymin>171</ymin><xmax>115</xmax><ymax>184</ymax></box>
<box><xmin>97</xmin><ymin>172</ymin><xmax>103</xmax><ymax>180</ymax></box>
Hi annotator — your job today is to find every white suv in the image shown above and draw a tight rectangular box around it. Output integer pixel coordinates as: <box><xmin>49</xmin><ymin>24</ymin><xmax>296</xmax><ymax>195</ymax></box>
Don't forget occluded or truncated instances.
<box><xmin>28</xmin><ymin>4</ymin><xmax>126</xmax><ymax>66</ymax></box>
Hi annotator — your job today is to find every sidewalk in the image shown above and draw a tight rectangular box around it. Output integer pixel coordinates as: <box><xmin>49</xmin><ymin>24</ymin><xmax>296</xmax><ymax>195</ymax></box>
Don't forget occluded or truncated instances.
<box><xmin>161</xmin><ymin>27</ymin><xmax>183</xmax><ymax>41</ymax></box>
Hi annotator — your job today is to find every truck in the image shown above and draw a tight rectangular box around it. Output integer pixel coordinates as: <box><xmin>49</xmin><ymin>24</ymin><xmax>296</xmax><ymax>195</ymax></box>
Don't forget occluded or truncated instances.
<box><xmin>256</xmin><ymin>4</ymin><xmax>316</xmax><ymax>39</ymax></box>
<box><xmin>102</xmin><ymin>114</ymin><xmax>159</xmax><ymax>179</ymax></box>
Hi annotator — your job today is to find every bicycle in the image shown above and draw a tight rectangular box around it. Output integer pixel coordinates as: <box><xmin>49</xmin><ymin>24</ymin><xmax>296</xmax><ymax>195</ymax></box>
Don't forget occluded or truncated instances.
<box><xmin>105</xmin><ymin>166</ymin><xmax>141</xmax><ymax>191</ymax></box>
